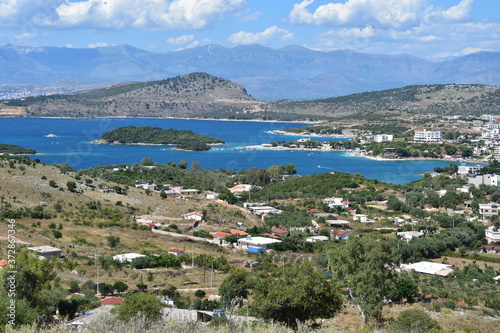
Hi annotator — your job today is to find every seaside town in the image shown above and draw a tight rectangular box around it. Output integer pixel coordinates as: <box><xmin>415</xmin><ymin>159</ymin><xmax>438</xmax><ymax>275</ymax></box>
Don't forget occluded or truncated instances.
<box><xmin>1</xmin><ymin>111</ymin><xmax>500</xmax><ymax>332</ymax></box>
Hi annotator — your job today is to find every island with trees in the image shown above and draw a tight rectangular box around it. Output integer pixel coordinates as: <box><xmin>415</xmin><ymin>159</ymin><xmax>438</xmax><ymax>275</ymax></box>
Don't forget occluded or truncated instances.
<box><xmin>93</xmin><ymin>126</ymin><xmax>225</xmax><ymax>151</ymax></box>
<box><xmin>0</xmin><ymin>143</ymin><xmax>36</xmax><ymax>155</ymax></box>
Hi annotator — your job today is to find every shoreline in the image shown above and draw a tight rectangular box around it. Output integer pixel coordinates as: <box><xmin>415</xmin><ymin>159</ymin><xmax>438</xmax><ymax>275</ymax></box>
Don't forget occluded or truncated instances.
<box><xmin>3</xmin><ymin>115</ymin><xmax>319</xmax><ymax>124</ymax></box>
<box><xmin>266</xmin><ymin>129</ymin><xmax>355</xmax><ymax>138</ymax></box>
<box><xmin>241</xmin><ymin>145</ymin><xmax>487</xmax><ymax>164</ymax></box>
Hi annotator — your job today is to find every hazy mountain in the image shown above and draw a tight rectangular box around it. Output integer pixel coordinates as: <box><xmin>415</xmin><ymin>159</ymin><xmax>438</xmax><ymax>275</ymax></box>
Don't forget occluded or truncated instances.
<box><xmin>0</xmin><ymin>43</ymin><xmax>499</xmax><ymax>100</ymax></box>
<box><xmin>0</xmin><ymin>72</ymin><xmax>257</xmax><ymax>118</ymax></box>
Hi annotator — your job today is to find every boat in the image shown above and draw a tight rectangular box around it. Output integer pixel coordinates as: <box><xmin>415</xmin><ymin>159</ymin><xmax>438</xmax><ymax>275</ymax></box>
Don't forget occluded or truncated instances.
<box><xmin>45</xmin><ymin>134</ymin><xmax>57</xmax><ymax>137</ymax></box>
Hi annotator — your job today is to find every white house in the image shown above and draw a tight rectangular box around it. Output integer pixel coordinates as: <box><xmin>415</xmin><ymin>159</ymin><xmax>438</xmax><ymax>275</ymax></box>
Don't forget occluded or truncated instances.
<box><xmin>479</xmin><ymin>203</ymin><xmax>500</xmax><ymax>219</ymax></box>
<box><xmin>353</xmin><ymin>214</ymin><xmax>375</xmax><ymax>223</ymax></box>
<box><xmin>248</xmin><ymin>206</ymin><xmax>283</xmax><ymax>215</ymax></box>
<box><xmin>401</xmin><ymin>261</ymin><xmax>453</xmax><ymax>276</ymax></box>
<box><xmin>323</xmin><ymin>197</ymin><xmax>349</xmax><ymax>209</ymax></box>
<box><xmin>413</xmin><ymin>130</ymin><xmax>443</xmax><ymax>143</ymax></box>
<box><xmin>485</xmin><ymin>226</ymin><xmax>500</xmax><ymax>243</ymax></box>
<box><xmin>237</xmin><ymin>236</ymin><xmax>281</xmax><ymax>251</ymax></box>
<box><xmin>306</xmin><ymin>235</ymin><xmax>329</xmax><ymax>242</ymax></box>
<box><xmin>182</xmin><ymin>211</ymin><xmax>204</xmax><ymax>221</ymax></box>
<box><xmin>373</xmin><ymin>134</ymin><xmax>394</xmax><ymax>143</ymax></box>
<box><xmin>112</xmin><ymin>253</ymin><xmax>147</xmax><ymax>264</ymax></box>
<box><xmin>458</xmin><ymin>164</ymin><xmax>482</xmax><ymax>176</ymax></box>
<box><xmin>397</xmin><ymin>231</ymin><xmax>424</xmax><ymax>242</ymax></box>
<box><xmin>468</xmin><ymin>174</ymin><xmax>498</xmax><ymax>187</ymax></box>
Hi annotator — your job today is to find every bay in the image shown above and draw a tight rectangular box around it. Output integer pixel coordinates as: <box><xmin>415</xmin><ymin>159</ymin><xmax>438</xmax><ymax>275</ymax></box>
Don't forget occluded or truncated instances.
<box><xmin>1</xmin><ymin>117</ymin><xmax>456</xmax><ymax>184</ymax></box>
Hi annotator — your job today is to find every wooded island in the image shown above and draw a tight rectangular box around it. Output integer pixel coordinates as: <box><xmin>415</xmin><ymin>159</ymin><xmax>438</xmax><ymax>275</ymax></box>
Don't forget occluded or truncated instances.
<box><xmin>93</xmin><ymin>126</ymin><xmax>225</xmax><ymax>151</ymax></box>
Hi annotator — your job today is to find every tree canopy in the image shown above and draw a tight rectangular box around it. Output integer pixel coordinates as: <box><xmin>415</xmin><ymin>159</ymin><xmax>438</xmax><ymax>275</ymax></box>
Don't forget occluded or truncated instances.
<box><xmin>251</xmin><ymin>259</ymin><xmax>343</xmax><ymax>327</ymax></box>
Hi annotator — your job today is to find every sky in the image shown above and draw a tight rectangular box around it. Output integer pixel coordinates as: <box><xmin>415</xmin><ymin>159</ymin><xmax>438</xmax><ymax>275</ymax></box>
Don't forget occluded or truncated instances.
<box><xmin>0</xmin><ymin>0</ymin><xmax>499</xmax><ymax>59</ymax></box>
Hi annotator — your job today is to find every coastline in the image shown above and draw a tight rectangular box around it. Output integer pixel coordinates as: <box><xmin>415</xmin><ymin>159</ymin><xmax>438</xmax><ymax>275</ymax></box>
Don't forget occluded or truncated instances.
<box><xmin>266</xmin><ymin>129</ymin><xmax>355</xmax><ymax>138</ymax></box>
<box><xmin>6</xmin><ymin>115</ymin><xmax>319</xmax><ymax>124</ymax></box>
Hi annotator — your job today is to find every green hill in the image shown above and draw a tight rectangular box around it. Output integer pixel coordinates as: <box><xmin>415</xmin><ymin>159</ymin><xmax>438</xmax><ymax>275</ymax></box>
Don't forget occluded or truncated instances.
<box><xmin>95</xmin><ymin>126</ymin><xmax>224</xmax><ymax>151</ymax></box>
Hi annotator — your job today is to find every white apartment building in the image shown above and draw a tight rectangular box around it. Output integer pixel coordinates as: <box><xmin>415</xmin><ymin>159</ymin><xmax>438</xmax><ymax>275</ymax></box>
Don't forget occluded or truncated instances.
<box><xmin>479</xmin><ymin>203</ymin><xmax>500</xmax><ymax>219</ymax></box>
<box><xmin>413</xmin><ymin>130</ymin><xmax>443</xmax><ymax>143</ymax></box>
<box><xmin>485</xmin><ymin>226</ymin><xmax>500</xmax><ymax>243</ymax></box>
<box><xmin>468</xmin><ymin>174</ymin><xmax>498</xmax><ymax>187</ymax></box>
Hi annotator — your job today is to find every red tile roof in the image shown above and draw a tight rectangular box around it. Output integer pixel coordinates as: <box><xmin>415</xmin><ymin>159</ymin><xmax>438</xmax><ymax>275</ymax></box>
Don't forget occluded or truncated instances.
<box><xmin>100</xmin><ymin>296</ymin><xmax>124</xmax><ymax>306</ymax></box>
<box><xmin>230</xmin><ymin>229</ymin><xmax>248</xmax><ymax>236</ymax></box>
<box><xmin>0</xmin><ymin>259</ymin><xmax>7</xmax><ymax>267</ymax></box>
<box><xmin>169</xmin><ymin>249</ymin><xmax>183</xmax><ymax>253</ymax></box>
<box><xmin>271</xmin><ymin>228</ymin><xmax>288</xmax><ymax>234</ymax></box>
<box><xmin>212</xmin><ymin>232</ymin><xmax>231</xmax><ymax>239</ymax></box>
<box><xmin>263</xmin><ymin>233</ymin><xmax>281</xmax><ymax>239</ymax></box>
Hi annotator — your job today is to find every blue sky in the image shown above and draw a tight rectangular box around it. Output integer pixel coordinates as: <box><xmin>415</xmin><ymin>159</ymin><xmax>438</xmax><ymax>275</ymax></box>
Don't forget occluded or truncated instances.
<box><xmin>0</xmin><ymin>0</ymin><xmax>498</xmax><ymax>58</ymax></box>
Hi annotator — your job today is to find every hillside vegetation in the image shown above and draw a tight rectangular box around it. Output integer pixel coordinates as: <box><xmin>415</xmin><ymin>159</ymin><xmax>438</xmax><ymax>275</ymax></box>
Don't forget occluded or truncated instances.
<box><xmin>1</xmin><ymin>72</ymin><xmax>258</xmax><ymax>118</ymax></box>
<box><xmin>265</xmin><ymin>84</ymin><xmax>500</xmax><ymax>117</ymax></box>
<box><xmin>2</xmin><ymin>73</ymin><xmax>499</xmax><ymax>119</ymax></box>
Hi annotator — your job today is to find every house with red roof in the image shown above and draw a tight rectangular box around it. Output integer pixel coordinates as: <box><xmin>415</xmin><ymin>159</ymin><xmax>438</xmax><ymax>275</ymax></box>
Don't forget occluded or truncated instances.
<box><xmin>271</xmin><ymin>228</ymin><xmax>289</xmax><ymax>237</ymax></box>
<box><xmin>230</xmin><ymin>229</ymin><xmax>248</xmax><ymax>237</ymax></box>
<box><xmin>168</xmin><ymin>249</ymin><xmax>184</xmax><ymax>256</ymax></box>
<box><xmin>212</xmin><ymin>232</ymin><xmax>231</xmax><ymax>245</ymax></box>
<box><xmin>182</xmin><ymin>211</ymin><xmax>204</xmax><ymax>221</ymax></box>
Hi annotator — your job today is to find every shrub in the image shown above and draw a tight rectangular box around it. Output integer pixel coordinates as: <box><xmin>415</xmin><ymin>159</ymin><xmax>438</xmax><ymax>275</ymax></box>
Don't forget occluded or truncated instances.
<box><xmin>392</xmin><ymin>309</ymin><xmax>440</xmax><ymax>333</ymax></box>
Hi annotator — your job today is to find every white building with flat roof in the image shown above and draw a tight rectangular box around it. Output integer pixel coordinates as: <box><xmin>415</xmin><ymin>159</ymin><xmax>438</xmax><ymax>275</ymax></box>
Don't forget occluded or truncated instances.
<box><xmin>468</xmin><ymin>174</ymin><xmax>498</xmax><ymax>187</ymax></box>
<box><xmin>485</xmin><ymin>226</ymin><xmax>500</xmax><ymax>243</ymax></box>
<box><xmin>112</xmin><ymin>253</ymin><xmax>147</xmax><ymax>263</ymax></box>
<box><xmin>414</xmin><ymin>130</ymin><xmax>442</xmax><ymax>143</ymax></box>
<box><xmin>27</xmin><ymin>246</ymin><xmax>62</xmax><ymax>259</ymax></box>
<box><xmin>401</xmin><ymin>261</ymin><xmax>453</xmax><ymax>276</ymax></box>
<box><xmin>374</xmin><ymin>134</ymin><xmax>394</xmax><ymax>143</ymax></box>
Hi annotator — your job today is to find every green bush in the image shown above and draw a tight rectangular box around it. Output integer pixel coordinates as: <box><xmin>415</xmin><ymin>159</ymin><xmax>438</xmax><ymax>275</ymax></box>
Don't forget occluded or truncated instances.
<box><xmin>392</xmin><ymin>309</ymin><xmax>440</xmax><ymax>333</ymax></box>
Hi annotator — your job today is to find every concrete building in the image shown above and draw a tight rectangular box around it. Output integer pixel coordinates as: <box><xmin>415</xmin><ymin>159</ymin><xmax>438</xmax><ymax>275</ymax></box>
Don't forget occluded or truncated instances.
<box><xmin>27</xmin><ymin>246</ymin><xmax>62</xmax><ymax>259</ymax></box>
<box><xmin>479</xmin><ymin>203</ymin><xmax>500</xmax><ymax>219</ymax></box>
<box><xmin>468</xmin><ymin>174</ymin><xmax>498</xmax><ymax>187</ymax></box>
<box><xmin>485</xmin><ymin>226</ymin><xmax>500</xmax><ymax>243</ymax></box>
<box><xmin>373</xmin><ymin>134</ymin><xmax>394</xmax><ymax>143</ymax></box>
<box><xmin>237</xmin><ymin>236</ymin><xmax>281</xmax><ymax>252</ymax></box>
<box><xmin>413</xmin><ymin>130</ymin><xmax>443</xmax><ymax>143</ymax></box>
<box><xmin>401</xmin><ymin>261</ymin><xmax>453</xmax><ymax>276</ymax></box>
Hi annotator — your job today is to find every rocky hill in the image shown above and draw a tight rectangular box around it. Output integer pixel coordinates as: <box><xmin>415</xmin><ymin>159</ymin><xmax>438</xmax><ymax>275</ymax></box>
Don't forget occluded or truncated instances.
<box><xmin>1</xmin><ymin>75</ymin><xmax>499</xmax><ymax>119</ymax></box>
<box><xmin>1</xmin><ymin>73</ymin><xmax>257</xmax><ymax>117</ymax></box>
<box><xmin>264</xmin><ymin>84</ymin><xmax>500</xmax><ymax>117</ymax></box>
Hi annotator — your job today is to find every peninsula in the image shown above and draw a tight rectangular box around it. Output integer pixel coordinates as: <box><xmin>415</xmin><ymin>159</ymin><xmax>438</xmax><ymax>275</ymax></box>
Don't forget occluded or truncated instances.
<box><xmin>0</xmin><ymin>143</ymin><xmax>36</xmax><ymax>155</ymax></box>
<box><xmin>93</xmin><ymin>126</ymin><xmax>224</xmax><ymax>151</ymax></box>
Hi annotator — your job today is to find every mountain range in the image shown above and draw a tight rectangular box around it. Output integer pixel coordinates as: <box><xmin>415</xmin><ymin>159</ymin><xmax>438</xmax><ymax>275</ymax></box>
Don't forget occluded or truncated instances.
<box><xmin>1</xmin><ymin>43</ymin><xmax>499</xmax><ymax>101</ymax></box>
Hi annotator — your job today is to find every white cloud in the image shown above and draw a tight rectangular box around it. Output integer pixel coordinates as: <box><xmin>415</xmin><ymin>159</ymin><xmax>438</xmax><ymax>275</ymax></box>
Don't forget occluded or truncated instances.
<box><xmin>88</xmin><ymin>42</ymin><xmax>108</xmax><ymax>48</ymax></box>
<box><xmin>0</xmin><ymin>0</ymin><xmax>247</xmax><ymax>30</ymax></box>
<box><xmin>288</xmin><ymin>0</ymin><xmax>474</xmax><ymax>30</ymax></box>
<box><xmin>12</xmin><ymin>32</ymin><xmax>37</xmax><ymax>41</ymax></box>
<box><xmin>166</xmin><ymin>35</ymin><xmax>195</xmax><ymax>45</ymax></box>
<box><xmin>228</xmin><ymin>26</ymin><xmax>294</xmax><ymax>45</ymax></box>
<box><xmin>238</xmin><ymin>9</ymin><xmax>262</xmax><ymax>23</ymax></box>
<box><xmin>66</xmin><ymin>44</ymin><xmax>74</xmax><ymax>48</ymax></box>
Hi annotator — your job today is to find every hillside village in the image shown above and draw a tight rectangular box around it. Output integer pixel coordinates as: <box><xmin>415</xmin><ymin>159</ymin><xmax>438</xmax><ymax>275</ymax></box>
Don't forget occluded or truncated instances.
<box><xmin>1</xmin><ymin>141</ymin><xmax>500</xmax><ymax>332</ymax></box>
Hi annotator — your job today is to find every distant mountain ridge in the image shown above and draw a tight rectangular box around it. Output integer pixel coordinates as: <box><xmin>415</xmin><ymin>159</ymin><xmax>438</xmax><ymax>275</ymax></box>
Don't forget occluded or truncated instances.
<box><xmin>1</xmin><ymin>43</ymin><xmax>499</xmax><ymax>100</ymax></box>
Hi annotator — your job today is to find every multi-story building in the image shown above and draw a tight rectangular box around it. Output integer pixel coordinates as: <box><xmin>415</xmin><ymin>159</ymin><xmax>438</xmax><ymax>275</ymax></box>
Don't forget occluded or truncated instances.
<box><xmin>413</xmin><ymin>129</ymin><xmax>443</xmax><ymax>143</ymax></box>
<box><xmin>373</xmin><ymin>134</ymin><xmax>394</xmax><ymax>143</ymax></box>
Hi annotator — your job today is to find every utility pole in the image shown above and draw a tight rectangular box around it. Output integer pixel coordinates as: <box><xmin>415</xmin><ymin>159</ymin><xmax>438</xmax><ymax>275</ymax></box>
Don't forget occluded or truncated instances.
<box><xmin>210</xmin><ymin>260</ymin><xmax>213</xmax><ymax>289</ymax></box>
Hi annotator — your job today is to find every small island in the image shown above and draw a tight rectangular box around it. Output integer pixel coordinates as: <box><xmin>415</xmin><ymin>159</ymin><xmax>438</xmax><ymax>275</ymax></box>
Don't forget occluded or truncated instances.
<box><xmin>0</xmin><ymin>143</ymin><xmax>36</xmax><ymax>155</ymax></box>
<box><xmin>93</xmin><ymin>126</ymin><xmax>225</xmax><ymax>151</ymax></box>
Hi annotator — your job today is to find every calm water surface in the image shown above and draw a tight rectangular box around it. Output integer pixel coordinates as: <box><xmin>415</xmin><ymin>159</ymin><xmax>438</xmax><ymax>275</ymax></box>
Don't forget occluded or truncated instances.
<box><xmin>1</xmin><ymin>117</ymin><xmax>457</xmax><ymax>184</ymax></box>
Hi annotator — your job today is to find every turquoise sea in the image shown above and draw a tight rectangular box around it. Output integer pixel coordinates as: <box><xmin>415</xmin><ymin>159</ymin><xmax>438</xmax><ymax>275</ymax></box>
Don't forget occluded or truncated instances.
<box><xmin>1</xmin><ymin>117</ymin><xmax>458</xmax><ymax>184</ymax></box>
